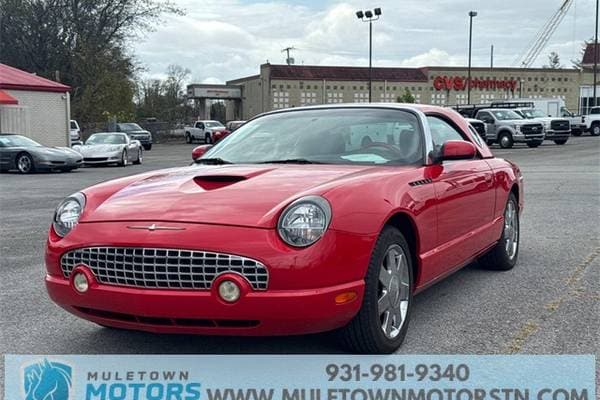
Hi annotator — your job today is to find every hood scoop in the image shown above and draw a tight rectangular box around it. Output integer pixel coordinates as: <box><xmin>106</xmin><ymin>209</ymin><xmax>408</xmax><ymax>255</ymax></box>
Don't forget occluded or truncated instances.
<box><xmin>193</xmin><ymin>175</ymin><xmax>247</xmax><ymax>190</ymax></box>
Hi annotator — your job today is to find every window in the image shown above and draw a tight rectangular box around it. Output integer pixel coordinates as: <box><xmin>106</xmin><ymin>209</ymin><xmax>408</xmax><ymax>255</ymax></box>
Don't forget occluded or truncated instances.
<box><xmin>476</xmin><ymin>111</ymin><xmax>494</xmax><ymax>124</ymax></box>
<box><xmin>353</xmin><ymin>92</ymin><xmax>369</xmax><ymax>103</ymax></box>
<box><xmin>301</xmin><ymin>91</ymin><xmax>318</xmax><ymax>106</ymax></box>
<box><xmin>327</xmin><ymin>92</ymin><xmax>344</xmax><ymax>104</ymax></box>
<box><xmin>273</xmin><ymin>91</ymin><xmax>289</xmax><ymax>109</ymax></box>
<box><xmin>426</xmin><ymin>116</ymin><xmax>466</xmax><ymax>147</ymax></box>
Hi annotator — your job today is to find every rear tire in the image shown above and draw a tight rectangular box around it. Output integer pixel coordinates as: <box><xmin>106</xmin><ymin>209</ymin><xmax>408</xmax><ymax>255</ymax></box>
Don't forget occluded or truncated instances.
<box><xmin>205</xmin><ymin>133</ymin><xmax>212</xmax><ymax>144</ymax></box>
<box><xmin>479</xmin><ymin>193</ymin><xmax>519</xmax><ymax>271</ymax></box>
<box><xmin>133</xmin><ymin>148</ymin><xmax>143</xmax><ymax>164</ymax></box>
<box><xmin>337</xmin><ymin>226</ymin><xmax>413</xmax><ymax>354</ymax></box>
<box><xmin>185</xmin><ymin>133</ymin><xmax>192</xmax><ymax>144</ymax></box>
<box><xmin>554</xmin><ymin>139</ymin><xmax>568</xmax><ymax>145</ymax></box>
<box><xmin>498</xmin><ymin>132</ymin><xmax>513</xmax><ymax>149</ymax></box>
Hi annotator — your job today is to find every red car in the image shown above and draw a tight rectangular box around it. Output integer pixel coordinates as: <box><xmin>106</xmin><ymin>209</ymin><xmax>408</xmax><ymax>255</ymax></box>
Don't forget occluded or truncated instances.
<box><xmin>46</xmin><ymin>104</ymin><xmax>523</xmax><ymax>353</ymax></box>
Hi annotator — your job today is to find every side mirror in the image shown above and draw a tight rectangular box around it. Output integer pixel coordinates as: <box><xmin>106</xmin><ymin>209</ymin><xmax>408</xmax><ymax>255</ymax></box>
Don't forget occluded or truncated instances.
<box><xmin>192</xmin><ymin>144</ymin><xmax>213</xmax><ymax>161</ymax></box>
<box><xmin>438</xmin><ymin>140</ymin><xmax>477</xmax><ymax>162</ymax></box>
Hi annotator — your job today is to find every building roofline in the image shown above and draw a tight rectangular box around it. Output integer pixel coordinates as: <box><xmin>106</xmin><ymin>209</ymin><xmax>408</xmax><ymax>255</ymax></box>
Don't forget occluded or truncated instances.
<box><xmin>226</xmin><ymin>74</ymin><xmax>260</xmax><ymax>85</ymax></box>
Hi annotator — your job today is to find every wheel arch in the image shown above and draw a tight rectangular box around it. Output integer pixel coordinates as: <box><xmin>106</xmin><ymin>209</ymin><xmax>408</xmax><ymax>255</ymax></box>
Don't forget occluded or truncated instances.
<box><xmin>384</xmin><ymin>212</ymin><xmax>421</xmax><ymax>288</ymax></box>
<box><xmin>497</xmin><ymin>128</ymin><xmax>513</xmax><ymax>137</ymax></box>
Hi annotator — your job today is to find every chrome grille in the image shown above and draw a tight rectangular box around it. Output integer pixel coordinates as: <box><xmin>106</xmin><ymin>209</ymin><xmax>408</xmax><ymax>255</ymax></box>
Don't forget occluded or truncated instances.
<box><xmin>60</xmin><ymin>247</ymin><xmax>268</xmax><ymax>290</ymax></box>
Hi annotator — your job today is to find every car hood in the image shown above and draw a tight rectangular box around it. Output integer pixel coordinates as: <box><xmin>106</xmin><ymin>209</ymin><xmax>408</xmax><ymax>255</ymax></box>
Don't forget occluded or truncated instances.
<box><xmin>125</xmin><ymin>130</ymin><xmax>150</xmax><ymax>135</ymax></box>
<box><xmin>81</xmin><ymin>164</ymin><xmax>403</xmax><ymax>228</ymax></box>
<box><xmin>75</xmin><ymin>144</ymin><xmax>124</xmax><ymax>155</ymax></box>
<box><xmin>30</xmin><ymin>146</ymin><xmax>81</xmax><ymax>159</ymax></box>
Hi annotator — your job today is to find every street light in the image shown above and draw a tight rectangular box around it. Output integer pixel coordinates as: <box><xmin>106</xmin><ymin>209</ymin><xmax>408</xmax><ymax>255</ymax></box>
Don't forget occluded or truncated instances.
<box><xmin>467</xmin><ymin>10</ymin><xmax>477</xmax><ymax>104</ymax></box>
<box><xmin>356</xmin><ymin>7</ymin><xmax>382</xmax><ymax>102</ymax></box>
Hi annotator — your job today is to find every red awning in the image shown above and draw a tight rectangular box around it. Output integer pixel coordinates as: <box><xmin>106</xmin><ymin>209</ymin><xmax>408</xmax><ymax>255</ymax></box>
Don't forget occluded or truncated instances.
<box><xmin>0</xmin><ymin>90</ymin><xmax>18</xmax><ymax>105</ymax></box>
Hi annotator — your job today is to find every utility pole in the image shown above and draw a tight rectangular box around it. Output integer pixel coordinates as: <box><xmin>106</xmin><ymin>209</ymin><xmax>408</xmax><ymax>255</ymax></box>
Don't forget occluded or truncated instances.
<box><xmin>593</xmin><ymin>0</ymin><xmax>598</xmax><ymax>108</ymax></box>
<box><xmin>281</xmin><ymin>47</ymin><xmax>296</xmax><ymax>65</ymax></box>
<box><xmin>467</xmin><ymin>11</ymin><xmax>477</xmax><ymax>104</ymax></box>
<box><xmin>490</xmin><ymin>45</ymin><xmax>494</xmax><ymax>69</ymax></box>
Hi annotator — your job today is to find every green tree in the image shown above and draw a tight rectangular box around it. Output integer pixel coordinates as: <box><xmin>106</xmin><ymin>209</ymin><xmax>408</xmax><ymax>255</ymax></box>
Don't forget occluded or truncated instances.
<box><xmin>397</xmin><ymin>88</ymin><xmax>416</xmax><ymax>103</ymax></box>
<box><xmin>0</xmin><ymin>0</ymin><xmax>182</xmax><ymax>123</ymax></box>
<box><xmin>210</xmin><ymin>101</ymin><xmax>226</xmax><ymax>123</ymax></box>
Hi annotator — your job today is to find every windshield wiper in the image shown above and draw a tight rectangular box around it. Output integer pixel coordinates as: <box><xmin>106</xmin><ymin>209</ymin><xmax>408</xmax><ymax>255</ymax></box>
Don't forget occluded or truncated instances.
<box><xmin>194</xmin><ymin>157</ymin><xmax>233</xmax><ymax>165</ymax></box>
<box><xmin>258</xmin><ymin>158</ymin><xmax>323</xmax><ymax>164</ymax></box>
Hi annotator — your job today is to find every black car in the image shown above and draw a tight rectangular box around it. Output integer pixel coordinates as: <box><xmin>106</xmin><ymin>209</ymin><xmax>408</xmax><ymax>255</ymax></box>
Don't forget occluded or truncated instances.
<box><xmin>116</xmin><ymin>123</ymin><xmax>153</xmax><ymax>150</ymax></box>
<box><xmin>0</xmin><ymin>134</ymin><xmax>83</xmax><ymax>174</ymax></box>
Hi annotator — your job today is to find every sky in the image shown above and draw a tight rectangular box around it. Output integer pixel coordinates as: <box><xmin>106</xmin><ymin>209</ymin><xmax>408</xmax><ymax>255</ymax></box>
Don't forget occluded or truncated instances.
<box><xmin>133</xmin><ymin>0</ymin><xmax>597</xmax><ymax>84</ymax></box>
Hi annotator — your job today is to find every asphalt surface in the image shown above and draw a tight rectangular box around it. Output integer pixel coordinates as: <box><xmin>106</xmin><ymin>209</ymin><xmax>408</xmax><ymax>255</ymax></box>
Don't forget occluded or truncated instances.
<box><xmin>1</xmin><ymin>137</ymin><xmax>599</xmax><ymax>388</ymax></box>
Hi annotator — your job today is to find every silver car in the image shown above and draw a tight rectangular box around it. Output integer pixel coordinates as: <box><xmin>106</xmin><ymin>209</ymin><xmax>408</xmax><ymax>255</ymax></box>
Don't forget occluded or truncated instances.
<box><xmin>74</xmin><ymin>132</ymin><xmax>143</xmax><ymax>166</ymax></box>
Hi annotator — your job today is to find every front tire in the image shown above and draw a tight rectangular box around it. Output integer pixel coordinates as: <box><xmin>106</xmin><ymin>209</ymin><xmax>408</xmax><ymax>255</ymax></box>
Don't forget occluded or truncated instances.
<box><xmin>498</xmin><ymin>132</ymin><xmax>513</xmax><ymax>149</ymax></box>
<box><xmin>16</xmin><ymin>153</ymin><xmax>35</xmax><ymax>174</ymax></box>
<box><xmin>337</xmin><ymin>226</ymin><xmax>413</xmax><ymax>353</ymax></box>
<box><xmin>479</xmin><ymin>193</ymin><xmax>519</xmax><ymax>270</ymax></box>
<box><xmin>143</xmin><ymin>144</ymin><xmax>152</xmax><ymax>151</ymax></box>
<box><xmin>571</xmin><ymin>129</ymin><xmax>583</xmax><ymax>137</ymax></box>
<box><xmin>205</xmin><ymin>133</ymin><xmax>212</xmax><ymax>144</ymax></box>
<box><xmin>554</xmin><ymin>139</ymin><xmax>568</xmax><ymax>145</ymax></box>
<box><xmin>590</xmin><ymin>122</ymin><xmax>600</xmax><ymax>137</ymax></box>
<box><xmin>120</xmin><ymin>150</ymin><xmax>128</xmax><ymax>167</ymax></box>
<box><xmin>526</xmin><ymin>142</ymin><xmax>540</xmax><ymax>148</ymax></box>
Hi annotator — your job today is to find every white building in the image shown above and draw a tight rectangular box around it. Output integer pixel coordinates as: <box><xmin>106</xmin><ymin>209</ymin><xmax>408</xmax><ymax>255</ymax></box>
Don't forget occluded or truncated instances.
<box><xmin>0</xmin><ymin>63</ymin><xmax>71</xmax><ymax>147</ymax></box>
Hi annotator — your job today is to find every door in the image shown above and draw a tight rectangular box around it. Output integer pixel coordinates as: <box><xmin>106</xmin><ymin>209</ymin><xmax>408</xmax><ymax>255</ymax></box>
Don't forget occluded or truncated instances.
<box><xmin>426</xmin><ymin>115</ymin><xmax>496</xmax><ymax>274</ymax></box>
<box><xmin>195</xmin><ymin>122</ymin><xmax>205</xmax><ymax>139</ymax></box>
<box><xmin>477</xmin><ymin>111</ymin><xmax>496</xmax><ymax>140</ymax></box>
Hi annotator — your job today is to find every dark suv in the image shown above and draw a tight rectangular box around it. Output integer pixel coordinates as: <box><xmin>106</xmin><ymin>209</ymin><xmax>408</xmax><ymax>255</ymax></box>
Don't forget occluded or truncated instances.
<box><xmin>116</xmin><ymin>123</ymin><xmax>153</xmax><ymax>150</ymax></box>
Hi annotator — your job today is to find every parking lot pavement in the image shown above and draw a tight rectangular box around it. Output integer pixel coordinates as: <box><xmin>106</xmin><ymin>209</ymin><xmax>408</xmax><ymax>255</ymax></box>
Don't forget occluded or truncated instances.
<box><xmin>1</xmin><ymin>138</ymin><xmax>599</xmax><ymax>385</ymax></box>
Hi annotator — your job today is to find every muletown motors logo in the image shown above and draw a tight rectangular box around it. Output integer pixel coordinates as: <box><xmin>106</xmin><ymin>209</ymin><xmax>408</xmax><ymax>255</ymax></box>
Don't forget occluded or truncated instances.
<box><xmin>22</xmin><ymin>359</ymin><xmax>72</xmax><ymax>400</ymax></box>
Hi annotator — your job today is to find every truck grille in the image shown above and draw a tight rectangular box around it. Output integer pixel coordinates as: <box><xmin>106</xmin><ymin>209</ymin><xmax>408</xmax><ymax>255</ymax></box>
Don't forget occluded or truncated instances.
<box><xmin>60</xmin><ymin>247</ymin><xmax>269</xmax><ymax>290</ymax></box>
<box><xmin>550</xmin><ymin>120</ymin><xmax>570</xmax><ymax>131</ymax></box>
<box><xmin>521</xmin><ymin>124</ymin><xmax>544</xmax><ymax>136</ymax></box>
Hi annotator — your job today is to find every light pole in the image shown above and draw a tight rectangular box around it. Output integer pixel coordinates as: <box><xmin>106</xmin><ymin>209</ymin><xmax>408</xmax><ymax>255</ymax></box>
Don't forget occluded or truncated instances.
<box><xmin>356</xmin><ymin>8</ymin><xmax>382</xmax><ymax>103</ymax></box>
<box><xmin>593</xmin><ymin>0</ymin><xmax>598</xmax><ymax>108</ymax></box>
<box><xmin>467</xmin><ymin>10</ymin><xmax>477</xmax><ymax>104</ymax></box>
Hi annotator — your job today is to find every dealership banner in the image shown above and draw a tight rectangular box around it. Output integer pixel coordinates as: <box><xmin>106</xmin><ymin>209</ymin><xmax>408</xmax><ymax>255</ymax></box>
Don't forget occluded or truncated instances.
<box><xmin>4</xmin><ymin>355</ymin><xmax>595</xmax><ymax>400</ymax></box>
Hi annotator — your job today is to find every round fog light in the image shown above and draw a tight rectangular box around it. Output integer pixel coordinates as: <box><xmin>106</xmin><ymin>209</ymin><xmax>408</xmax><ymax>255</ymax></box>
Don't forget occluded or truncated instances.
<box><xmin>218</xmin><ymin>280</ymin><xmax>240</xmax><ymax>303</ymax></box>
<box><xmin>73</xmin><ymin>272</ymin><xmax>89</xmax><ymax>293</ymax></box>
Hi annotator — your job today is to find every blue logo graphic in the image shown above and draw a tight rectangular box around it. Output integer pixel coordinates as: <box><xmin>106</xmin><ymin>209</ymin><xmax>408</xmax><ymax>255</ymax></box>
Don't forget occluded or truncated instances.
<box><xmin>23</xmin><ymin>359</ymin><xmax>72</xmax><ymax>400</ymax></box>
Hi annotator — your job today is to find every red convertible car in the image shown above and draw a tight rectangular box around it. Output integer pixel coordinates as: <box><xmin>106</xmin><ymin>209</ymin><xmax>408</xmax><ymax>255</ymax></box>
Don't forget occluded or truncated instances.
<box><xmin>45</xmin><ymin>104</ymin><xmax>523</xmax><ymax>353</ymax></box>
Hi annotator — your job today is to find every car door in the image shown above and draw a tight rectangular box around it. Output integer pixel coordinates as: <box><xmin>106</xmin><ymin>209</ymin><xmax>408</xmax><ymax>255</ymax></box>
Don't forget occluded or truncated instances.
<box><xmin>195</xmin><ymin>122</ymin><xmax>205</xmax><ymax>139</ymax></box>
<box><xmin>477</xmin><ymin>111</ymin><xmax>496</xmax><ymax>140</ymax></box>
<box><xmin>426</xmin><ymin>114</ymin><xmax>496</xmax><ymax>272</ymax></box>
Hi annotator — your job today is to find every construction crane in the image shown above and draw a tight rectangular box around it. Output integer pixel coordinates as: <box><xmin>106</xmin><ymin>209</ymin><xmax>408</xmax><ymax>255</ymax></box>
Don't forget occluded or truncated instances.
<box><xmin>515</xmin><ymin>0</ymin><xmax>574</xmax><ymax>67</ymax></box>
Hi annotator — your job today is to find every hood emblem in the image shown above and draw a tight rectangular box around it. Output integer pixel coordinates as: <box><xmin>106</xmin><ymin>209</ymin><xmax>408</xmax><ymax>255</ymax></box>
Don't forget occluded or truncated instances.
<box><xmin>127</xmin><ymin>224</ymin><xmax>185</xmax><ymax>231</ymax></box>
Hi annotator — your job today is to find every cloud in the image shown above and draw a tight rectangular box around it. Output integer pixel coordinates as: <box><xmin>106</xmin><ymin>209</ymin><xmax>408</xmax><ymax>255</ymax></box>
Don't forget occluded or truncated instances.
<box><xmin>134</xmin><ymin>0</ymin><xmax>596</xmax><ymax>83</ymax></box>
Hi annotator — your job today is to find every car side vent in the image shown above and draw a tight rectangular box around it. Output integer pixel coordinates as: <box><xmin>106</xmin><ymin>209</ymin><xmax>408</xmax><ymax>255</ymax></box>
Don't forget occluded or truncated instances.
<box><xmin>194</xmin><ymin>175</ymin><xmax>246</xmax><ymax>190</ymax></box>
<box><xmin>409</xmin><ymin>178</ymin><xmax>433</xmax><ymax>187</ymax></box>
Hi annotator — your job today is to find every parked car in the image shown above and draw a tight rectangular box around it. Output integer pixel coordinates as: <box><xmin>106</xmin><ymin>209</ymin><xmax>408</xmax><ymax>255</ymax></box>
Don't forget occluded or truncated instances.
<box><xmin>560</xmin><ymin>108</ymin><xmax>587</xmax><ymax>136</ymax></box>
<box><xmin>474</xmin><ymin>108</ymin><xmax>544</xmax><ymax>148</ymax></box>
<box><xmin>46</xmin><ymin>104</ymin><xmax>523</xmax><ymax>353</ymax></box>
<box><xmin>70</xmin><ymin>119</ymin><xmax>81</xmax><ymax>144</ymax></box>
<box><xmin>185</xmin><ymin>120</ymin><xmax>230</xmax><ymax>144</ymax></box>
<box><xmin>73</xmin><ymin>132</ymin><xmax>143</xmax><ymax>167</ymax></box>
<box><xmin>512</xmin><ymin>108</ymin><xmax>570</xmax><ymax>145</ymax></box>
<box><xmin>115</xmin><ymin>123</ymin><xmax>153</xmax><ymax>150</ymax></box>
<box><xmin>226</xmin><ymin>120</ymin><xmax>246</xmax><ymax>132</ymax></box>
<box><xmin>0</xmin><ymin>133</ymin><xmax>82</xmax><ymax>174</ymax></box>
<box><xmin>583</xmin><ymin>106</ymin><xmax>600</xmax><ymax>136</ymax></box>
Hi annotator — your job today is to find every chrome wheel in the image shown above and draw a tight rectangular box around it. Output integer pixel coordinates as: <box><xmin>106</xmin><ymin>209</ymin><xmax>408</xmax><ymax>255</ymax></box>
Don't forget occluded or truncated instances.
<box><xmin>500</xmin><ymin>135</ymin><xmax>511</xmax><ymax>148</ymax></box>
<box><xmin>378</xmin><ymin>244</ymin><xmax>410</xmax><ymax>339</ymax></box>
<box><xmin>17</xmin><ymin>154</ymin><xmax>32</xmax><ymax>173</ymax></box>
<box><xmin>138</xmin><ymin>149</ymin><xmax>143</xmax><ymax>163</ymax></box>
<box><xmin>504</xmin><ymin>200</ymin><xmax>519</xmax><ymax>260</ymax></box>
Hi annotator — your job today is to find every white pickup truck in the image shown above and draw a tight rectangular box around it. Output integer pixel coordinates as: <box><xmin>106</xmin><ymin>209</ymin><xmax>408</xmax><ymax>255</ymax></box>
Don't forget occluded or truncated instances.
<box><xmin>583</xmin><ymin>107</ymin><xmax>600</xmax><ymax>136</ymax></box>
<box><xmin>184</xmin><ymin>120</ymin><xmax>230</xmax><ymax>144</ymax></box>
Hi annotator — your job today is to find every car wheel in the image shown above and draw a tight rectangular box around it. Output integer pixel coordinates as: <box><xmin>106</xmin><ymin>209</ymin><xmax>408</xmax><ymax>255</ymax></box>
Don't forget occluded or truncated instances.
<box><xmin>120</xmin><ymin>150</ymin><xmax>128</xmax><ymax>167</ymax></box>
<box><xmin>571</xmin><ymin>129</ymin><xmax>582</xmax><ymax>137</ymax></box>
<box><xmin>185</xmin><ymin>133</ymin><xmax>192</xmax><ymax>144</ymax></box>
<box><xmin>554</xmin><ymin>139</ymin><xmax>568</xmax><ymax>145</ymax></box>
<box><xmin>526</xmin><ymin>142</ymin><xmax>540</xmax><ymax>148</ymax></box>
<box><xmin>337</xmin><ymin>226</ymin><xmax>413</xmax><ymax>353</ymax></box>
<box><xmin>479</xmin><ymin>193</ymin><xmax>519</xmax><ymax>270</ymax></box>
<box><xmin>61</xmin><ymin>167</ymin><xmax>74</xmax><ymax>172</ymax></box>
<box><xmin>498</xmin><ymin>132</ymin><xmax>513</xmax><ymax>149</ymax></box>
<box><xmin>205</xmin><ymin>133</ymin><xmax>212</xmax><ymax>144</ymax></box>
<box><xmin>143</xmin><ymin>144</ymin><xmax>152</xmax><ymax>151</ymax></box>
<box><xmin>16</xmin><ymin>153</ymin><xmax>35</xmax><ymax>174</ymax></box>
<box><xmin>133</xmin><ymin>148</ymin><xmax>143</xmax><ymax>164</ymax></box>
<box><xmin>591</xmin><ymin>122</ymin><xmax>600</xmax><ymax>136</ymax></box>
<box><xmin>486</xmin><ymin>139</ymin><xmax>495</xmax><ymax>146</ymax></box>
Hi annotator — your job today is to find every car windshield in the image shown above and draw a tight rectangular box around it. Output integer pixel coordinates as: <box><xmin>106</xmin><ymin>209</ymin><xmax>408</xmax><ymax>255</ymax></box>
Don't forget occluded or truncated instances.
<box><xmin>118</xmin><ymin>123</ymin><xmax>142</xmax><ymax>131</ymax></box>
<box><xmin>491</xmin><ymin>110</ymin><xmax>523</xmax><ymax>120</ymax></box>
<box><xmin>0</xmin><ymin>135</ymin><xmax>42</xmax><ymax>147</ymax></box>
<box><xmin>521</xmin><ymin>109</ymin><xmax>546</xmax><ymax>118</ymax></box>
<box><xmin>86</xmin><ymin>134</ymin><xmax>126</xmax><ymax>145</ymax></box>
<box><xmin>202</xmin><ymin>108</ymin><xmax>424</xmax><ymax>165</ymax></box>
<box><xmin>205</xmin><ymin>121</ymin><xmax>224</xmax><ymax>128</ymax></box>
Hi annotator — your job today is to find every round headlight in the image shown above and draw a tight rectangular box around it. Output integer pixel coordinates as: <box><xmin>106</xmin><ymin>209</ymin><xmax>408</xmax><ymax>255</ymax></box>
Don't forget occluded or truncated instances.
<box><xmin>53</xmin><ymin>192</ymin><xmax>86</xmax><ymax>237</ymax></box>
<box><xmin>277</xmin><ymin>196</ymin><xmax>332</xmax><ymax>247</ymax></box>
